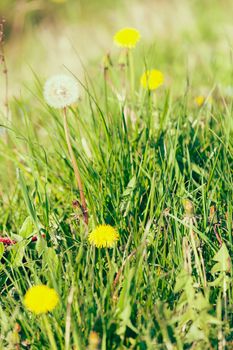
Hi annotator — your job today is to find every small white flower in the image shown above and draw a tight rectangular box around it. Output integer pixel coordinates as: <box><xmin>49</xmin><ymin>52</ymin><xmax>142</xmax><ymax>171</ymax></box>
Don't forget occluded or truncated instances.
<box><xmin>44</xmin><ymin>74</ymin><xmax>79</xmax><ymax>108</ymax></box>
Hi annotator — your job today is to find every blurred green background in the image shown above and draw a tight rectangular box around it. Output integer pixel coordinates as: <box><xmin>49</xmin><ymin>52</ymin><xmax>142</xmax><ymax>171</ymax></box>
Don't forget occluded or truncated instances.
<box><xmin>0</xmin><ymin>0</ymin><xmax>233</xmax><ymax>103</ymax></box>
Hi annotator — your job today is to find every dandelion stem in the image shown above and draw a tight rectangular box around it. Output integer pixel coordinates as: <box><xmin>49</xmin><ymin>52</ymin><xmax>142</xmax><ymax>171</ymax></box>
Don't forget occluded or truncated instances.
<box><xmin>43</xmin><ymin>315</ymin><xmax>58</xmax><ymax>350</ymax></box>
<box><xmin>63</xmin><ymin>107</ymin><xmax>88</xmax><ymax>225</ymax></box>
<box><xmin>128</xmin><ymin>49</ymin><xmax>135</xmax><ymax>99</ymax></box>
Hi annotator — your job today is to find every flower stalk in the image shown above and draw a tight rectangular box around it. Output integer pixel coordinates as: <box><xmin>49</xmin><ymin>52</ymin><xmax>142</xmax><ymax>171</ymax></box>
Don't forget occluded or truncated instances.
<box><xmin>128</xmin><ymin>49</ymin><xmax>135</xmax><ymax>98</ymax></box>
<box><xmin>43</xmin><ymin>315</ymin><xmax>58</xmax><ymax>350</ymax></box>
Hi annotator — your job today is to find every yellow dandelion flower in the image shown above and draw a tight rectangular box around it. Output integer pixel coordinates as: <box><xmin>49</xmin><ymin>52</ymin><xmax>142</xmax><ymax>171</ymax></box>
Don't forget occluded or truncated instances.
<box><xmin>140</xmin><ymin>69</ymin><xmax>164</xmax><ymax>91</ymax></box>
<box><xmin>195</xmin><ymin>95</ymin><xmax>205</xmax><ymax>107</ymax></box>
<box><xmin>114</xmin><ymin>27</ymin><xmax>141</xmax><ymax>49</ymax></box>
<box><xmin>88</xmin><ymin>225</ymin><xmax>119</xmax><ymax>248</ymax></box>
<box><xmin>24</xmin><ymin>285</ymin><xmax>59</xmax><ymax>315</ymax></box>
<box><xmin>194</xmin><ymin>95</ymin><xmax>212</xmax><ymax>107</ymax></box>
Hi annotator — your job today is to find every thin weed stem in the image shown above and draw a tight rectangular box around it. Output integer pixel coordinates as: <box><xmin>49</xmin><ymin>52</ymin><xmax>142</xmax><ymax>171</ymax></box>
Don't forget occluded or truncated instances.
<box><xmin>128</xmin><ymin>49</ymin><xmax>135</xmax><ymax>100</ymax></box>
<box><xmin>42</xmin><ymin>315</ymin><xmax>58</xmax><ymax>350</ymax></box>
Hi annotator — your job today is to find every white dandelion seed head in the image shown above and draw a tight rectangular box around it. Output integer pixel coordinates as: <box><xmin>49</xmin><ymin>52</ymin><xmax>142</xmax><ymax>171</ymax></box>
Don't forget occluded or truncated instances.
<box><xmin>44</xmin><ymin>74</ymin><xmax>79</xmax><ymax>109</ymax></box>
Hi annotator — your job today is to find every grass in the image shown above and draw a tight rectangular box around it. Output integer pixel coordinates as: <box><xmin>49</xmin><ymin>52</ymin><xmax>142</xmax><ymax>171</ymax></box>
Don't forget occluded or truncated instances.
<box><xmin>0</xmin><ymin>3</ymin><xmax>233</xmax><ymax>349</ymax></box>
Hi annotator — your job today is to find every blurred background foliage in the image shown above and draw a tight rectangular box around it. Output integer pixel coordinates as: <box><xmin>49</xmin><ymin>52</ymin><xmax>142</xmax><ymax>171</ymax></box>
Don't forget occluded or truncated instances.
<box><xmin>0</xmin><ymin>0</ymin><xmax>233</xmax><ymax>101</ymax></box>
<box><xmin>0</xmin><ymin>0</ymin><xmax>233</xmax><ymax>213</ymax></box>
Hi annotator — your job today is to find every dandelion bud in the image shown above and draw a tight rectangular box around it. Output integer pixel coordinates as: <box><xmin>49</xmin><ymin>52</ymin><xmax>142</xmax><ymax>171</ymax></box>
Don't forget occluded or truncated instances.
<box><xmin>88</xmin><ymin>331</ymin><xmax>100</xmax><ymax>350</ymax></box>
<box><xmin>183</xmin><ymin>199</ymin><xmax>194</xmax><ymax>217</ymax></box>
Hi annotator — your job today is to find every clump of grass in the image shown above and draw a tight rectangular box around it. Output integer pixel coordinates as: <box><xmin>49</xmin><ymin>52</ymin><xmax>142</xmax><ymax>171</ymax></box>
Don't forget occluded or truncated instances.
<box><xmin>0</xmin><ymin>18</ymin><xmax>232</xmax><ymax>350</ymax></box>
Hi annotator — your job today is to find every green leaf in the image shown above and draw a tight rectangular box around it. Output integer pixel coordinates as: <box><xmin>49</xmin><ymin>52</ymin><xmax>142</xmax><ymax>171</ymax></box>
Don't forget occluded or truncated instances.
<box><xmin>185</xmin><ymin>323</ymin><xmax>206</xmax><ymax>342</ymax></box>
<box><xmin>10</xmin><ymin>242</ymin><xmax>26</xmax><ymax>267</ymax></box>
<box><xmin>192</xmin><ymin>294</ymin><xmax>210</xmax><ymax>311</ymax></box>
<box><xmin>116</xmin><ymin>268</ymin><xmax>136</xmax><ymax>337</ymax></box>
<box><xmin>120</xmin><ymin>176</ymin><xmax>137</xmax><ymax>217</ymax></box>
<box><xmin>43</xmin><ymin>247</ymin><xmax>59</xmax><ymax>275</ymax></box>
<box><xmin>36</xmin><ymin>236</ymin><xmax>47</xmax><ymax>257</ymax></box>
<box><xmin>17</xmin><ymin>169</ymin><xmax>38</xmax><ymax>227</ymax></box>
<box><xmin>0</xmin><ymin>243</ymin><xmax>4</xmax><ymax>260</ymax></box>
<box><xmin>19</xmin><ymin>216</ymin><xmax>35</xmax><ymax>239</ymax></box>
<box><xmin>200</xmin><ymin>313</ymin><xmax>221</xmax><ymax>325</ymax></box>
<box><xmin>211</xmin><ymin>243</ymin><xmax>231</xmax><ymax>273</ymax></box>
<box><xmin>117</xmin><ymin>267</ymin><xmax>134</xmax><ymax>311</ymax></box>
<box><xmin>209</xmin><ymin>274</ymin><xmax>230</xmax><ymax>289</ymax></box>
<box><xmin>174</xmin><ymin>269</ymin><xmax>190</xmax><ymax>293</ymax></box>
<box><xmin>179</xmin><ymin>308</ymin><xmax>196</xmax><ymax>326</ymax></box>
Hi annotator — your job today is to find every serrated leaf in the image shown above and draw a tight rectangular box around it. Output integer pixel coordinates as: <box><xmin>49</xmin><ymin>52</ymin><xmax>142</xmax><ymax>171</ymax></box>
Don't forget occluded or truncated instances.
<box><xmin>43</xmin><ymin>247</ymin><xmax>59</xmax><ymax>274</ymax></box>
<box><xmin>209</xmin><ymin>274</ymin><xmax>230</xmax><ymax>289</ymax></box>
<box><xmin>192</xmin><ymin>294</ymin><xmax>210</xmax><ymax>311</ymax></box>
<box><xmin>36</xmin><ymin>236</ymin><xmax>47</xmax><ymax>257</ymax></box>
<box><xmin>179</xmin><ymin>308</ymin><xmax>196</xmax><ymax>326</ymax></box>
<box><xmin>120</xmin><ymin>176</ymin><xmax>137</xmax><ymax>217</ymax></box>
<box><xmin>200</xmin><ymin>313</ymin><xmax>221</xmax><ymax>325</ymax></box>
<box><xmin>122</xmin><ymin>176</ymin><xmax>136</xmax><ymax>197</ymax></box>
<box><xmin>185</xmin><ymin>323</ymin><xmax>206</xmax><ymax>342</ymax></box>
<box><xmin>211</xmin><ymin>262</ymin><xmax>222</xmax><ymax>274</ymax></box>
<box><xmin>174</xmin><ymin>269</ymin><xmax>189</xmax><ymax>293</ymax></box>
<box><xmin>211</xmin><ymin>243</ymin><xmax>231</xmax><ymax>273</ymax></box>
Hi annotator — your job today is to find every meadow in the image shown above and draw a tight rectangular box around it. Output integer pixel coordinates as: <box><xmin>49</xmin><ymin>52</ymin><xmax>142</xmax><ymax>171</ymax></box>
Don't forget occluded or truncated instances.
<box><xmin>0</xmin><ymin>0</ymin><xmax>232</xmax><ymax>349</ymax></box>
